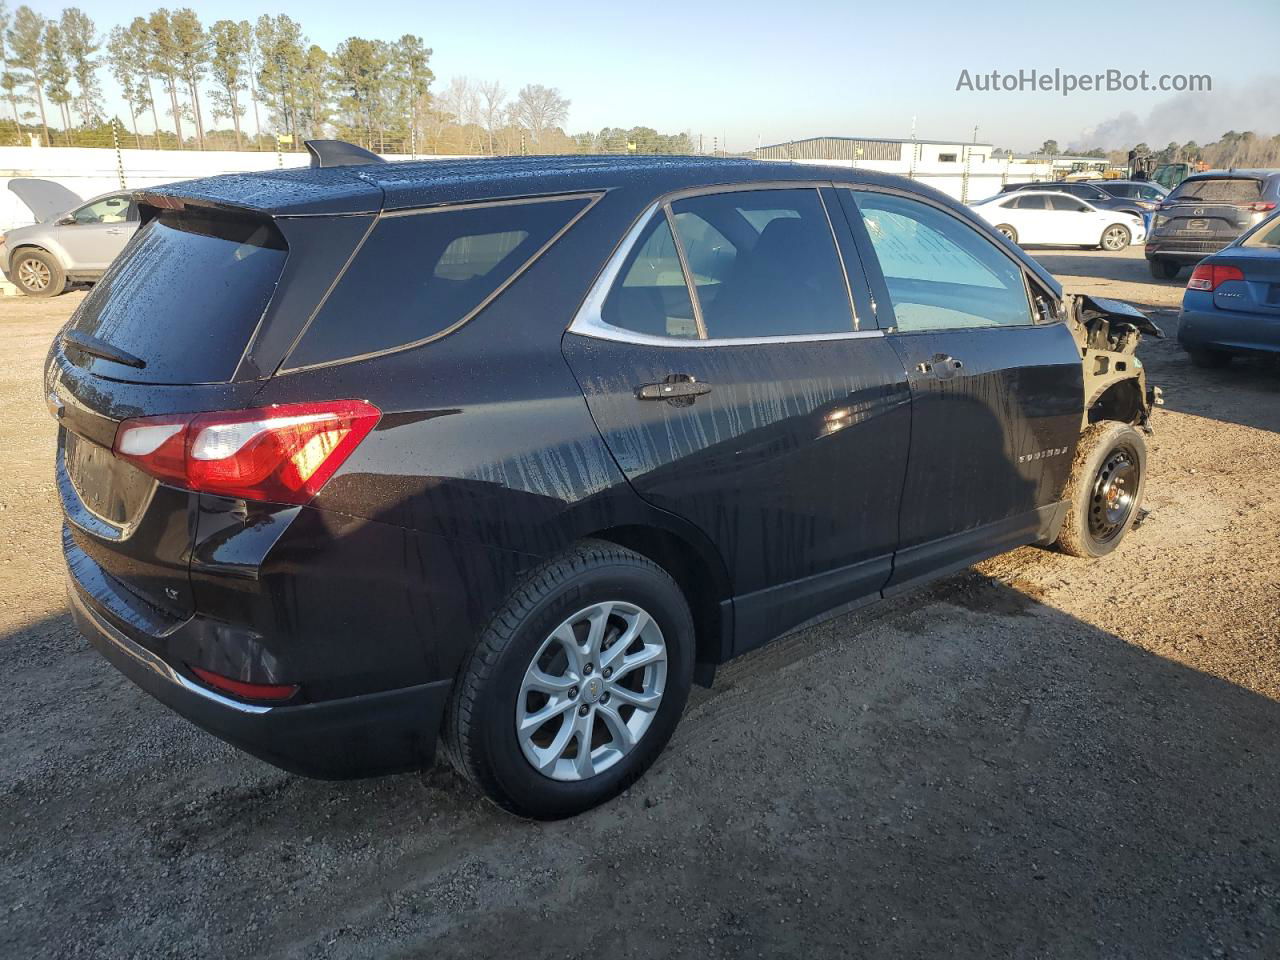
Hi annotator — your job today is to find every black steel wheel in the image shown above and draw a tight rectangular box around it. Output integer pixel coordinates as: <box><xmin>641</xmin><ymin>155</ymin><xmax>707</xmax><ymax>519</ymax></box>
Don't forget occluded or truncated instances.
<box><xmin>1056</xmin><ymin>421</ymin><xmax>1148</xmax><ymax>559</ymax></box>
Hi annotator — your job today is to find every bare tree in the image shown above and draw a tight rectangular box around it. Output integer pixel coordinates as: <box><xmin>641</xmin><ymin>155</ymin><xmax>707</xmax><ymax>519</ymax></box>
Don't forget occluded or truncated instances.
<box><xmin>437</xmin><ymin>75</ymin><xmax>480</xmax><ymax>152</ymax></box>
<box><xmin>512</xmin><ymin>83</ymin><xmax>569</xmax><ymax>144</ymax></box>
<box><xmin>477</xmin><ymin>78</ymin><xmax>505</xmax><ymax>154</ymax></box>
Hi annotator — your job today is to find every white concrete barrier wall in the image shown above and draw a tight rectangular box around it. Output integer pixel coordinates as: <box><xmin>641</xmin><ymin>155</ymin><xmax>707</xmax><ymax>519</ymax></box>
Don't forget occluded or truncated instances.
<box><xmin>0</xmin><ymin>146</ymin><xmax>471</xmax><ymax>232</ymax></box>
<box><xmin>0</xmin><ymin>145</ymin><xmax>1064</xmax><ymax>232</ymax></box>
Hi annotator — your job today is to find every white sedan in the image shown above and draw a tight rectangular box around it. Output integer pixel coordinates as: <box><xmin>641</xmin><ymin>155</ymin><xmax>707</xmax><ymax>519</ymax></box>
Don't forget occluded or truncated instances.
<box><xmin>970</xmin><ymin>191</ymin><xmax>1146</xmax><ymax>251</ymax></box>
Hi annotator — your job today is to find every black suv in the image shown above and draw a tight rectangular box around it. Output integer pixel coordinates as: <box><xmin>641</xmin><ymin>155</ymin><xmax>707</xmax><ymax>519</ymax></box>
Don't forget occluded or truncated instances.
<box><xmin>1145</xmin><ymin>170</ymin><xmax>1280</xmax><ymax>279</ymax></box>
<box><xmin>49</xmin><ymin>148</ymin><xmax>1160</xmax><ymax>818</ymax></box>
<box><xmin>999</xmin><ymin>180</ymin><xmax>1146</xmax><ymax>218</ymax></box>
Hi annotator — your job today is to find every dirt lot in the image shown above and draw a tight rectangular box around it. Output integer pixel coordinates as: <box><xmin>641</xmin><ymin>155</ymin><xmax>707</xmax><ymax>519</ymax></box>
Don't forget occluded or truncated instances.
<box><xmin>2</xmin><ymin>248</ymin><xmax>1278</xmax><ymax>959</ymax></box>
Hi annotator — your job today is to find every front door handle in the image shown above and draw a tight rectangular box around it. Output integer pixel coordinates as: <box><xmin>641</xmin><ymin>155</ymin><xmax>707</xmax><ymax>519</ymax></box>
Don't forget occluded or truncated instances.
<box><xmin>916</xmin><ymin>354</ymin><xmax>964</xmax><ymax>378</ymax></box>
<box><xmin>637</xmin><ymin>374</ymin><xmax>712</xmax><ymax>404</ymax></box>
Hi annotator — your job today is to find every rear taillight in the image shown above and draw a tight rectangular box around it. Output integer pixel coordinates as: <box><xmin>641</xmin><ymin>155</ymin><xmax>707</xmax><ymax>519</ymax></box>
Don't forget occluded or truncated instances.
<box><xmin>113</xmin><ymin>399</ymin><xmax>381</xmax><ymax>505</ymax></box>
<box><xmin>1187</xmin><ymin>264</ymin><xmax>1245</xmax><ymax>291</ymax></box>
<box><xmin>1248</xmin><ymin>202</ymin><xmax>1277</xmax><ymax>213</ymax></box>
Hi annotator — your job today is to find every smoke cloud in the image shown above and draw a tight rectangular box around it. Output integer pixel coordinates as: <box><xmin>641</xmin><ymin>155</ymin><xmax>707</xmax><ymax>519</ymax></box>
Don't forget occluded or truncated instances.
<box><xmin>1070</xmin><ymin>76</ymin><xmax>1280</xmax><ymax>150</ymax></box>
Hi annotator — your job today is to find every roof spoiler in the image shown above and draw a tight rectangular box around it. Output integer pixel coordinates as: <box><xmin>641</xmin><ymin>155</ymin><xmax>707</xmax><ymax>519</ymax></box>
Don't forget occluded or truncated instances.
<box><xmin>304</xmin><ymin>139</ymin><xmax>387</xmax><ymax>169</ymax></box>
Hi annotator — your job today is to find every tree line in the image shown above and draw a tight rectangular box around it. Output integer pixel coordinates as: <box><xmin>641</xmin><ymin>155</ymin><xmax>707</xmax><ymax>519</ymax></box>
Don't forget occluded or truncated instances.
<box><xmin>0</xmin><ymin>3</ymin><xmax>696</xmax><ymax>155</ymax></box>
<box><xmin>1014</xmin><ymin>136</ymin><xmax>1280</xmax><ymax>169</ymax></box>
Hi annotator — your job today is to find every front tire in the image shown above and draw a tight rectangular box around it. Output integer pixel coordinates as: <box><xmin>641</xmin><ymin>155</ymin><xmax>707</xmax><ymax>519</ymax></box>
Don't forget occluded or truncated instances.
<box><xmin>1056</xmin><ymin>422</ymin><xmax>1148</xmax><ymax>559</ymax></box>
<box><xmin>11</xmin><ymin>248</ymin><xmax>65</xmax><ymax>297</ymax></box>
<box><xmin>1100</xmin><ymin>224</ymin><xmax>1131</xmax><ymax>251</ymax></box>
<box><xmin>444</xmin><ymin>539</ymin><xmax>694</xmax><ymax>819</ymax></box>
<box><xmin>994</xmin><ymin>224</ymin><xmax>1018</xmax><ymax>244</ymax></box>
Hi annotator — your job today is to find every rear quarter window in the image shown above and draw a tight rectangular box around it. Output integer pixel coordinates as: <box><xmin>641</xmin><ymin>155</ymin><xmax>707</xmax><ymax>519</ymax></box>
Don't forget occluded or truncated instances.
<box><xmin>284</xmin><ymin>195</ymin><xmax>594</xmax><ymax>369</ymax></box>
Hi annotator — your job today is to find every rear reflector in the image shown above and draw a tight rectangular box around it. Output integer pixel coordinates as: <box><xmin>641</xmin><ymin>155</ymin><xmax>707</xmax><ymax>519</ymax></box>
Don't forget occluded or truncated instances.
<box><xmin>189</xmin><ymin>665</ymin><xmax>300</xmax><ymax>702</ymax></box>
<box><xmin>1187</xmin><ymin>264</ymin><xmax>1245</xmax><ymax>292</ymax></box>
<box><xmin>113</xmin><ymin>399</ymin><xmax>380</xmax><ymax>504</ymax></box>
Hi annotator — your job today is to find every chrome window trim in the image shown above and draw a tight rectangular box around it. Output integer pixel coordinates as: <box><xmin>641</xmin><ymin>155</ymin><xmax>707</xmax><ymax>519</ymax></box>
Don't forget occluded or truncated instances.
<box><xmin>568</xmin><ymin>185</ymin><xmax>885</xmax><ymax>348</ymax></box>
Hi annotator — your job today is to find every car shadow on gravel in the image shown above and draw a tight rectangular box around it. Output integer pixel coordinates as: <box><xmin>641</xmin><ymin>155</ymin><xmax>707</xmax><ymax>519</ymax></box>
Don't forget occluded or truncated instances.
<box><xmin>2</xmin><ymin>577</ymin><xmax>1278</xmax><ymax>960</ymax></box>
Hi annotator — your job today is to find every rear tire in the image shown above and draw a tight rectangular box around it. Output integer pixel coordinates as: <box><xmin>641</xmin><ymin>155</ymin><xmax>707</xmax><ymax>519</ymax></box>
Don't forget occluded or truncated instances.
<box><xmin>1100</xmin><ymin>224</ymin><xmax>1131</xmax><ymax>251</ymax></box>
<box><xmin>444</xmin><ymin>539</ymin><xmax>694</xmax><ymax>819</ymax></box>
<box><xmin>1056</xmin><ymin>422</ymin><xmax>1147</xmax><ymax>559</ymax></box>
<box><xmin>994</xmin><ymin>224</ymin><xmax>1018</xmax><ymax>244</ymax></box>
<box><xmin>1187</xmin><ymin>347</ymin><xmax>1232</xmax><ymax>369</ymax></box>
<box><xmin>11</xmin><ymin>248</ymin><xmax>65</xmax><ymax>297</ymax></box>
<box><xmin>1148</xmin><ymin>258</ymin><xmax>1180</xmax><ymax>280</ymax></box>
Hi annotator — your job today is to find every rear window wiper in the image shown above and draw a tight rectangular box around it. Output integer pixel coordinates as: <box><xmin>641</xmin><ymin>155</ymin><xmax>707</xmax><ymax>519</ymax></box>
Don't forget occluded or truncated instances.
<box><xmin>61</xmin><ymin>330</ymin><xmax>147</xmax><ymax>369</ymax></box>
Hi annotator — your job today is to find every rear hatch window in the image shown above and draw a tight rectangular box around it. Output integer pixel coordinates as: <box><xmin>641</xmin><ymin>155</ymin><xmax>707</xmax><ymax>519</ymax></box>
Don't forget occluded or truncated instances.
<box><xmin>65</xmin><ymin>210</ymin><xmax>287</xmax><ymax>384</ymax></box>
<box><xmin>1169</xmin><ymin>179</ymin><xmax>1263</xmax><ymax>204</ymax></box>
<box><xmin>282</xmin><ymin>194</ymin><xmax>593</xmax><ymax>370</ymax></box>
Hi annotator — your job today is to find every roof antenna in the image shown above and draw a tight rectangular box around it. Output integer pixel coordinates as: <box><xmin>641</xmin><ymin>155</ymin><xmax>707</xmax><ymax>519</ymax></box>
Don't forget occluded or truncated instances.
<box><xmin>304</xmin><ymin>140</ymin><xmax>387</xmax><ymax>169</ymax></box>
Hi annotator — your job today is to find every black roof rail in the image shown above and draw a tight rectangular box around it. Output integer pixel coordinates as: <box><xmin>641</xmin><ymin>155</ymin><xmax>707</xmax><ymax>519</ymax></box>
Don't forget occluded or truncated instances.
<box><xmin>303</xmin><ymin>139</ymin><xmax>387</xmax><ymax>169</ymax></box>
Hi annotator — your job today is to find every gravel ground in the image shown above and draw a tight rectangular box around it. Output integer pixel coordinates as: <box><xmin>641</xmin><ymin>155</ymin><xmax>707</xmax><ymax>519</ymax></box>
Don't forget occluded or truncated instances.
<box><xmin>1</xmin><ymin>248</ymin><xmax>1278</xmax><ymax>959</ymax></box>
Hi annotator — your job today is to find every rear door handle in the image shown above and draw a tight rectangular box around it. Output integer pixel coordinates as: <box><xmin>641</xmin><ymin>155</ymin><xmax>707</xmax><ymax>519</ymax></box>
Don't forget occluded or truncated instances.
<box><xmin>637</xmin><ymin>374</ymin><xmax>712</xmax><ymax>402</ymax></box>
<box><xmin>916</xmin><ymin>354</ymin><xmax>964</xmax><ymax>377</ymax></box>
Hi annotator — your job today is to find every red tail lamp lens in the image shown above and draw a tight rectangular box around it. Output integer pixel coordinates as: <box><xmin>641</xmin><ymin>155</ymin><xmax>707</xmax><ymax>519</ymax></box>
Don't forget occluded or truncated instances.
<box><xmin>113</xmin><ymin>399</ymin><xmax>380</xmax><ymax>505</ymax></box>
<box><xmin>188</xmin><ymin>666</ymin><xmax>299</xmax><ymax>702</ymax></box>
<box><xmin>1187</xmin><ymin>264</ymin><xmax>1245</xmax><ymax>292</ymax></box>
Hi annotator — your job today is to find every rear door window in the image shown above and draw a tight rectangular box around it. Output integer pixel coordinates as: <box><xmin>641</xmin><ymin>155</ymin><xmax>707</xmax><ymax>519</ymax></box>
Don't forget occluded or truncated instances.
<box><xmin>285</xmin><ymin>195</ymin><xmax>593</xmax><ymax>368</ymax></box>
<box><xmin>600</xmin><ymin>215</ymin><xmax>698</xmax><ymax>339</ymax></box>
<box><xmin>851</xmin><ymin>191</ymin><xmax>1033</xmax><ymax>331</ymax></box>
<box><xmin>1170</xmin><ymin>178</ymin><xmax>1263</xmax><ymax>203</ymax></box>
<box><xmin>669</xmin><ymin>188</ymin><xmax>854</xmax><ymax>338</ymax></box>
<box><xmin>66</xmin><ymin>211</ymin><xmax>287</xmax><ymax>384</ymax></box>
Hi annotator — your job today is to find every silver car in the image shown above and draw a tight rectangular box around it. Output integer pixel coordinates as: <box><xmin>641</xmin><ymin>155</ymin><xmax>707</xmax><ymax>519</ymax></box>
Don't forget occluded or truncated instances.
<box><xmin>2</xmin><ymin>180</ymin><xmax>138</xmax><ymax>297</ymax></box>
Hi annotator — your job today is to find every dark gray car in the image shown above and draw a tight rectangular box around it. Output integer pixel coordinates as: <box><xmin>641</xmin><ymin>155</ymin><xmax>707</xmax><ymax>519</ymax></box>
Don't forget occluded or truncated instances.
<box><xmin>1145</xmin><ymin>170</ymin><xmax>1280</xmax><ymax>280</ymax></box>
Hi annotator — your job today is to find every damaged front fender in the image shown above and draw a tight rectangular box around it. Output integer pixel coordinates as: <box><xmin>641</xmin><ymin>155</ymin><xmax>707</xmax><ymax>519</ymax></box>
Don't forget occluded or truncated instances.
<box><xmin>1063</xmin><ymin>293</ymin><xmax>1164</xmax><ymax>432</ymax></box>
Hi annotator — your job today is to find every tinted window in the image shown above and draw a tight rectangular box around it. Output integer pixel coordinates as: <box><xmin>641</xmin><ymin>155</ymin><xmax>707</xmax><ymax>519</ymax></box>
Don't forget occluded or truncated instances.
<box><xmin>1048</xmin><ymin>196</ymin><xmax>1090</xmax><ymax>212</ymax></box>
<box><xmin>852</xmin><ymin>191</ymin><xmax>1032</xmax><ymax>331</ymax></box>
<box><xmin>670</xmin><ymin>189</ymin><xmax>853</xmax><ymax>338</ymax></box>
<box><xmin>600</xmin><ymin>215</ymin><xmax>698</xmax><ymax>339</ymax></box>
<box><xmin>67</xmin><ymin>212</ymin><xmax>286</xmax><ymax>383</ymax></box>
<box><xmin>287</xmin><ymin>196</ymin><xmax>591</xmax><ymax>367</ymax></box>
<box><xmin>1170</xmin><ymin>178</ymin><xmax>1263</xmax><ymax>203</ymax></box>
<box><xmin>1017</xmin><ymin>195</ymin><xmax>1048</xmax><ymax>210</ymax></box>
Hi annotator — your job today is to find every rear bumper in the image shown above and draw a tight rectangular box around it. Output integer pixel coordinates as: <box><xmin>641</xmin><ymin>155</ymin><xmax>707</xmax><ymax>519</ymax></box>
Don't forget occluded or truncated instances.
<box><xmin>68</xmin><ymin>577</ymin><xmax>451</xmax><ymax>779</ymax></box>
<box><xmin>1146</xmin><ymin>239</ymin><xmax>1231</xmax><ymax>264</ymax></box>
<box><xmin>1177</xmin><ymin>306</ymin><xmax>1280</xmax><ymax>356</ymax></box>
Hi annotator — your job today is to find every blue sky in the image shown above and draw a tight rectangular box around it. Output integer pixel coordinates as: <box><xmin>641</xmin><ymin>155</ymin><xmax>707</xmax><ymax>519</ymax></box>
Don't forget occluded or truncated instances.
<box><xmin>27</xmin><ymin>0</ymin><xmax>1280</xmax><ymax>151</ymax></box>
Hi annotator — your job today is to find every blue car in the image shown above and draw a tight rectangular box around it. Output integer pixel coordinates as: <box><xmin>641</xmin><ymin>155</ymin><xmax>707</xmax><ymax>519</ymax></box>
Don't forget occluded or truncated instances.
<box><xmin>1177</xmin><ymin>209</ymin><xmax>1280</xmax><ymax>367</ymax></box>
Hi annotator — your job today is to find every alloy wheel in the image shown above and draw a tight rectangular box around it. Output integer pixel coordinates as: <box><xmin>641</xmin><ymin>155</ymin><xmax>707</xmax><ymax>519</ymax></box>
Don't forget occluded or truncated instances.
<box><xmin>1103</xmin><ymin>226</ymin><xmax>1129</xmax><ymax>251</ymax></box>
<box><xmin>17</xmin><ymin>257</ymin><xmax>50</xmax><ymax>292</ymax></box>
<box><xmin>516</xmin><ymin>601</ymin><xmax>667</xmax><ymax>782</ymax></box>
